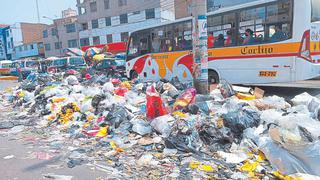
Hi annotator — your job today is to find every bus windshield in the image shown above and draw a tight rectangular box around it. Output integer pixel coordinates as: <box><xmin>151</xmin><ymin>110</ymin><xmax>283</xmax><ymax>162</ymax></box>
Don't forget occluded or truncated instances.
<box><xmin>1</xmin><ymin>63</ymin><xmax>12</xmax><ymax>68</ymax></box>
<box><xmin>53</xmin><ymin>58</ymin><xmax>67</xmax><ymax>66</ymax></box>
<box><xmin>311</xmin><ymin>0</ymin><xmax>320</xmax><ymax>22</ymax></box>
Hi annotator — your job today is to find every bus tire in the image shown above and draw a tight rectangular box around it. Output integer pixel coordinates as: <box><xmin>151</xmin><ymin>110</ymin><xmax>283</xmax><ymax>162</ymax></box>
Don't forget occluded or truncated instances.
<box><xmin>208</xmin><ymin>70</ymin><xmax>220</xmax><ymax>84</ymax></box>
<box><xmin>130</xmin><ymin>70</ymin><xmax>139</xmax><ymax>80</ymax></box>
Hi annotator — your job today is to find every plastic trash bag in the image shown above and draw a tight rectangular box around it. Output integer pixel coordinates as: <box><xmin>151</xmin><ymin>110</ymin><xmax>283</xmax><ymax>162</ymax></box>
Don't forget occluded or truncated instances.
<box><xmin>292</xmin><ymin>92</ymin><xmax>314</xmax><ymax>106</ymax></box>
<box><xmin>307</xmin><ymin>98</ymin><xmax>320</xmax><ymax>120</ymax></box>
<box><xmin>114</xmin><ymin>87</ymin><xmax>129</xmax><ymax>97</ymax></box>
<box><xmin>163</xmin><ymin>83</ymin><xmax>179</xmax><ymax>98</ymax></box>
<box><xmin>150</xmin><ymin>115</ymin><xmax>174</xmax><ymax>138</ymax></box>
<box><xmin>105</xmin><ymin>104</ymin><xmax>130</xmax><ymax>129</ymax></box>
<box><xmin>259</xmin><ymin>137</ymin><xmax>320</xmax><ymax>176</ymax></box>
<box><xmin>222</xmin><ymin>106</ymin><xmax>260</xmax><ymax>137</ymax></box>
<box><xmin>173</xmin><ymin>88</ymin><xmax>196</xmax><ymax>111</ymax></box>
<box><xmin>254</xmin><ymin>95</ymin><xmax>291</xmax><ymax>110</ymax></box>
<box><xmin>102</xmin><ymin>82</ymin><xmax>115</xmax><ymax>93</ymax></box>
<box><xmin>65</xmin><ymin>75</ymin><xmax>79</xmax><ymax>85</ymax></box>
<box><xmin>146</xmin><ymin>84</ymin><xmax>167</xmax><ymax>120</ymax></box>
<box><xmin>198</xmin><ymin>124</ymin><xmax>234</xmax><ymax>152</ymax></box>
<box><xmin>131</xmin><ymin>118</ymin><xmax>152</xmax><ymax>136</ymax></box>
<box><xmin>218</xmin><ymin>80</ymin><xmax>235</xmax><ymax>98</ymax></box>
<box><xmin>170</xmin><ymin>77</ymin><xmax>186</xmax><ymax>90</ymax></box>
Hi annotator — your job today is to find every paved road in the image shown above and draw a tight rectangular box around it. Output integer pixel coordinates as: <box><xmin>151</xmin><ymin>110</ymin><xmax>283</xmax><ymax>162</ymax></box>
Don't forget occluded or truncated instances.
<box><xmin>0</xmin><ymin>80</ymin><xmax>18</xmax><ymax>91</ymax></box>
<box><xmin>0</xmin><ymin>80</ymin><xmax>107</xmax><ymax>180</ymax></box>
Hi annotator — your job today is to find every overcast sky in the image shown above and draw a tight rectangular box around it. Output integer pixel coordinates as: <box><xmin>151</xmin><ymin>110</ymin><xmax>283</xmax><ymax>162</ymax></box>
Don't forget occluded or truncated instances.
<box><xmin>0</xmin><ymin>0</ymin><xmax>77</xmax><ymax>25</ymax></box>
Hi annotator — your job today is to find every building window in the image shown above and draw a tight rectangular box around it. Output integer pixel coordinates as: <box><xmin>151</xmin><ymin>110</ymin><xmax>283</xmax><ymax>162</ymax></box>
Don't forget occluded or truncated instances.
<box><xmin>66</xmin><ymin>23</ymin><xmax>76</xmax><ymax>33</ymax></box>
<box><xmin>51</xmin><ymin>28</ymin><xmax>57</xmax><ymax>36</ymax></box>
<box><xmin>93</xmin><ymin>36</ymin><xmax>100</xmax><ymax>45</ymax></box>
<box><xmin>81</xmin><ymin>23</ymin><xmax>88</xmax><ymax>30</ymax></box>
<box><xmin>105</xmin><ymin>17</ymin><xmax>111</xmax><ymax>26</ymax></box>
<box><xmin>120</xmin><ymin>14</ymin><xmax>128</xmax><ymax>24</ymax></box>
<box><xmin>43</xmin><ymin>30</ymin><xmax>48</xmax><ymax>38</ymax></box>
<box><xmin>80</xmin><ymin>38</ymin><xmax>90</xmax><ymax>46</ymax></box>
<box><xmin>24</xmin><ymin>45</ymin><xmax>28</xmax><ymax>51</ymax></box>
<box><xmin>55</xmin><ymin>42</ymin><xmax>62</xmax><ymax>49</ymax></box>
<box><xmin>121</xmin><ymin>32</ymin><xmax>129</xmax><ymax>42</ymax></box>
<box><xmin>19</xmin><ymin>46</ymin><xmax>22</xmax><ymax>51</ymax></box>
<box><xmin>90</xmin><ymin>1</ymin><xmax>97</xmax><ymax>12</ymax></box>
<box><xmin>104</xmin><ymin>0</ymin><xmax>110</xmax><ymax>9</ymax></box>
<box><xmin>68</xmin><ymin>39</ymin><xmax>78</xmax><ymax>48</ymax></box>
<box><xmin>118</xmin><ymin>0</ymin><xmax>127</xmax><ymax>7</ymax></box>
<box><xmin>146</xmin><ymin>8</ymin><xmax>155</xmax><ymax>19</ymax></box>
<box><xmin>92</xmin><ymin>19</ymin><xmax>99</xmax><ymax>29</ymax></box>
<box><xmin>30</xmin><ymin>44</ymin><xmax>34</xmax><ymax>49</ymax></box>
<box><xmin>106</xmin><ymin>34</ymin><xmax>113</xmax><ymax>43</ymax></box>
<box><xmin>44</xmin><ymin>44</ymin><xmax>51</xmax><ymax>51</ymax></box>
<box><xmin>133</xmin><ymin>11</ymin><xmax>140</xmax><ymax>15</ymax></box>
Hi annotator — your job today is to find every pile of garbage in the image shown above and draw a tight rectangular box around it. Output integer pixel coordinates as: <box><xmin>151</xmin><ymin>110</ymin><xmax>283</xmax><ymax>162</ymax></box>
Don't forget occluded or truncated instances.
<box><xmin>1</xmin><ymin>73</ymin><xmax>320</xmax><ymax>179</ymax></box>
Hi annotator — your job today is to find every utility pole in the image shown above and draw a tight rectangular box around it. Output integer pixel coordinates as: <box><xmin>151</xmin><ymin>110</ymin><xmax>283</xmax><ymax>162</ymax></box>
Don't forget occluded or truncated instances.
<box><xmin>36</xmin><ymin>0</ymin><xmax>40</xmax><ymax>23</ymax></box>
<box><xmin>192</xmin><ymin>0</ymin><xmax>209</xmax><ymax>94</ymax></box>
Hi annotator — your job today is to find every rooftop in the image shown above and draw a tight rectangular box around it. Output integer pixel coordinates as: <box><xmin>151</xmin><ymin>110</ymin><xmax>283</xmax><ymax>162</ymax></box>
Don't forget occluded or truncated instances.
<box><xmin>0</xmin><ymin>24</ymin><xmax>9</xmax><ymax>28</ymax></box>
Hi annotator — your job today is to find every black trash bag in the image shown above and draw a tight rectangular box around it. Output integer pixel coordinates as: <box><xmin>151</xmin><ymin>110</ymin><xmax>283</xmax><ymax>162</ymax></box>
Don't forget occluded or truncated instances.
<box><xmin>105</xmin><ymin>104</ymin><xmax>130</xmax><ymax>129</ymax></box>
<box><xmin>165</xmin><ymin>134</ymin><xmax>198</xmax><ymax>153</ymax></box>
<box><xmin>222</xmin><ymin>107</ymin><xmax>260</xmax><ymax>137</ymax></box>
<box><xmin>28</xmin><ymin>94</ymin><xmax>49</xmax><ymax>114</ymax></box>
<box><xmin>155</xmin><ymin>81</ymin><xmax>165</xmax><ymax>94</ymax></box>
<box><xmin>91</xmin><ymin>94</ymin><xmax>106</xmax><ymax>115</ymax></box>
<box><xmin>198</xmin><ymin>124</ymin><xmax>234</xmax><ymax>152</ymax></box>
<box><xmin>164</xmin><ymin>119</ymin><xmax>201</xmax><ymax>153</ymax></box>
<box><xmin>170</xmin><ymin>77</ymin><xmax>187</xmax><ymax>91</ymax></box>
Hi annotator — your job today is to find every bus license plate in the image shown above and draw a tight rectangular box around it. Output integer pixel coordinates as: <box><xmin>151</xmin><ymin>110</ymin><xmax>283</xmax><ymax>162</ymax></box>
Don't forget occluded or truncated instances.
<box><xmin>259</xmin><ymin>71</ymin><xmax>277</xmax><ymax>77</ymax></box>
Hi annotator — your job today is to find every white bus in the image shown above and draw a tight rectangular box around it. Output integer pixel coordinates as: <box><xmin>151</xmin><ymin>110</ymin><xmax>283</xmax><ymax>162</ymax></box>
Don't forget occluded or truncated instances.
<box><xmin>125</xmin><ymin>0</ymin><xmax>320</xmax><ymax>84</ymax></box>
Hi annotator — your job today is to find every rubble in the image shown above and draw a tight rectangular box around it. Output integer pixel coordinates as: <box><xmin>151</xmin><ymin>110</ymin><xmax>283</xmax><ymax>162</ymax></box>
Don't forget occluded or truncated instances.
<box><xmin>0</xmin><ymin>72</ymin><xmax>320</xmax><ymax>179</ymax></box>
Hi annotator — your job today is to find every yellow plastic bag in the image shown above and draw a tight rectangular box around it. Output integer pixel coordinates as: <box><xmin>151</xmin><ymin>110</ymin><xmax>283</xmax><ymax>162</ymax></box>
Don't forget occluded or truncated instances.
<box><xmin>96</xmin><ymin>127</ymin><xmax>108</xmax><ymax>138</ymax></box>
<box><xmin>198</xmin><ymin>165</ymin><xmax>214</xmax><ymax>173</ymax></box>
<box><xmin>189</xmin><ymin>161</ymin><xmax>200</xmax><ymax>169</ymax></box>
<box><xmin>236</xmin><ymin>93</ymin><xmax>256</xmax><ymax>101</ymax></box>
<box><xmin>240</xmin><ymin>161</ymin><xmax>259</xmax><ymax>172</ymax></box>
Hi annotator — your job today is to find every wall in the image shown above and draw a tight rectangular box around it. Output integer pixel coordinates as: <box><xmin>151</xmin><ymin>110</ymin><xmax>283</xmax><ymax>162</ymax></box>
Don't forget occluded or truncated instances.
<box><xmin>43</xmin><ymin>16</ymin><xmax>79</xmax><ymax>57</ymax></box>
<box><xmin>20</xmin><ymin>23</ymin><xmax>47</xmax><ymax>44</ymax></box>
<box><xmin>77</xmin><ymin>0</ymin><xmax>176</xmax><ymax>46</ymax></box>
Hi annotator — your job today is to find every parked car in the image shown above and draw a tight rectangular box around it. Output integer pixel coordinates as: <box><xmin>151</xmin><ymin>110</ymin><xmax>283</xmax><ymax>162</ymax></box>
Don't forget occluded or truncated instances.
<box><xmin>93</xmin><ymin>58</ymin><xmax>126</xmax><ymax>77</ymax></box>
<box><xmin>47</xmin><ymin>56</ymin><xmax>87</xmax><ymax>74</ymax></box>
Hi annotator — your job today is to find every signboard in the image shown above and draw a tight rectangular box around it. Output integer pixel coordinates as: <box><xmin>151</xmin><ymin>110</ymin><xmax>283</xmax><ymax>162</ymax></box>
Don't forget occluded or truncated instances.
<box><xmin>197</xmin><ymin>15</ymin><xmax>208</xmax><ymax>81</ymax></box>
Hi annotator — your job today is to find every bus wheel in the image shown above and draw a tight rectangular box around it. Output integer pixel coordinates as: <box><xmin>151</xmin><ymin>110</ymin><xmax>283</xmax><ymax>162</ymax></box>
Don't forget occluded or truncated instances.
<box><xmin>130</xmin><ymin>70</ymin><xmax>139</xmax><ymax>80</ymax></box>
<box><xmin>208</xmin><ymin>70</ymin><xmax>220</xmax><ymax>84</ymax></box>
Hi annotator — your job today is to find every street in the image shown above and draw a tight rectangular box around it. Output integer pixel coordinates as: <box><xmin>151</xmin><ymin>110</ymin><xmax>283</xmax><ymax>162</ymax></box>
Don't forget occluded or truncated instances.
<box><xmin>0</xmin><ymin>80</ymin><xmax>107</xmax><ymax>180</ymax></box>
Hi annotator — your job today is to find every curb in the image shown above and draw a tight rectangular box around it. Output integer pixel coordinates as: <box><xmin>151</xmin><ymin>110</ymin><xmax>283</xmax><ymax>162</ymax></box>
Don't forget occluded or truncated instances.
<box><xmin>0</xmin><ymin>76</ymin><xmax>18</xmax><ymax>81</ymax></box>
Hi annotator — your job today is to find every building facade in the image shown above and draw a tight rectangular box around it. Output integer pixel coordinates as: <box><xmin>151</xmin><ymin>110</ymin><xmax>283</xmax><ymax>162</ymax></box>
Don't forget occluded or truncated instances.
<box><xmin>13</xmin><ymin>42</ymin><xmax>44</xmax><ymax>60</ymax></box>
<box><xmin>2</xmin><ymin>22</ymin><xmax>47</xmax><ymax>60</ymax></box>
<box><xmin>76</xmin><ymin>0</ymin><xmax>176</xmax><ymax>47</ymax></box>
<box><xmin>0</xmin><ymin>25</ymin><xmax>9</xmax><ymax>60</ymax></box>
<box><xmin>42</xmin><ymin>15</ymin><xmax>79</xmax><ymax>57</ymax></box>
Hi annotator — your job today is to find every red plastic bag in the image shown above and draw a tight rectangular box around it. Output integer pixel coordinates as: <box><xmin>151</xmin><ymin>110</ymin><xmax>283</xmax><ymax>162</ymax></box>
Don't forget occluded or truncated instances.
<box><xmin>85</xmin><ymin>73</ymin><xmax>92</xmax><ymax>80</ymax></box>
<box><xmin>146</xmin><ymin>84</ymin><xmax>167</xmax><ymax>120</ymax></box>
<box><xmin>114</xmin><ymin>87</ymin><xmax>129</xmax><ymax>96</ymax></box>
<box><xmin>173</xmin><ymin>88</ymin><xmax>197</xmax><ymax>111</ymax></box>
